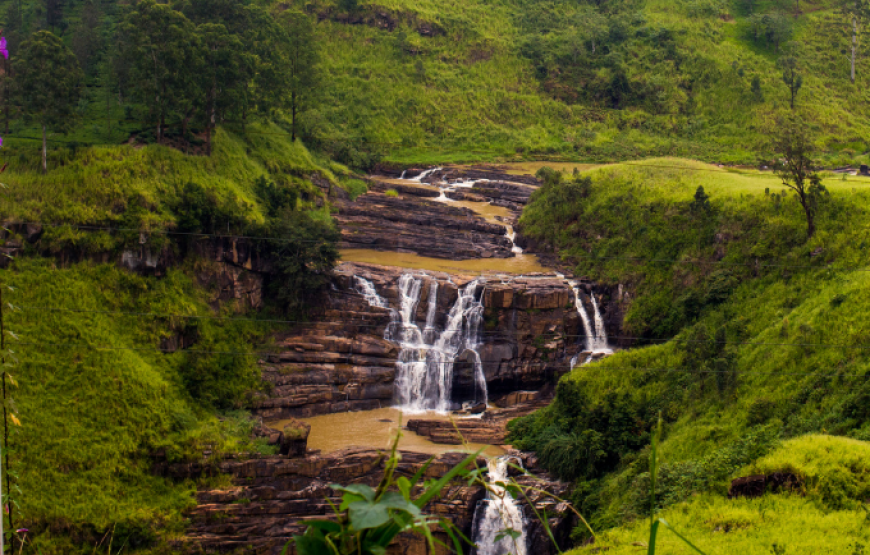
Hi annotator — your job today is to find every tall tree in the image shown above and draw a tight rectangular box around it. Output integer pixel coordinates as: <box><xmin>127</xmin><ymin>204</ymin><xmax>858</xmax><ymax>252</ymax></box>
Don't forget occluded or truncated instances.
<box><xmin>233</xmin><ymin>6</ymin><xmax>285</xmax><ymax>131</ymax></box>
<box><xmin>279</xmin><ymin>11</ymin><xmax>320</xmax><ymax>142</ymax></box>
<box><xmin>71</xmin><ymin>0</ymin><xmax>103</xmax><ymax>76</ymax></box>
<box><xmin>42</xmin><ymin>0</ymin><xmax>64</xmax><ymax>30</ymax></box>
<box><xmin>116</xmin><ymin>0</ymin><xmax>202</xmax><ymax>144</ymax></box>
<box><xmin>15</xmin><ymin>30</ymin><xmax>83</xmax><ymax>172</ymax></box>
<box><xmin>779</xmin><ymin>55</ymin><xmax>802</xmax><ymax>109</ymax></box>
<box><xmin>197</xmin><ymin>23</ymin><xmax>251</xmax><ymax>155</ymax></box>
<box><xmin>770</xmin><ymin>117</ymin><xmax>826</xmax><ymax>239</ymax></box>
<box><xmin>838</xmin><ymin>0</ymin><xmax>870</xmax><ymax>83</ymax></box>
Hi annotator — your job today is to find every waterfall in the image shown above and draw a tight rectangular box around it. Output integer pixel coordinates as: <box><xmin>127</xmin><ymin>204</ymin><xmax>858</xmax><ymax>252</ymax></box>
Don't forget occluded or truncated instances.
<box><xmin>410</xmin><ymin>167</ymin><xmax>442</xmax><ymax>183</ymax></box>
<box><xmin>357</xmin><ymin>273</ymin><xmax>489</xmax><ymax>413</ymax></box>
<box><xmin>589</xmin><ymin>293</ymin><xmax>611</xmax><ymax>352</ymax></box>
<box><xmin>472</xmin><ymin>457</ymin><xmax>527</xmax><ymax>555</ymax></box>
<box><xmin>354</xmin><ymin>276</ymin><xmax>389</xmax><ymax>309</ymax></box>
<box><xmin>398</xmin><ymin>171</ymin><xmax>524</xmax><ymax>256</ymax></box>
<box><xmin>569</xmin><ymin>281</ymin><xmax>612</xmax><ymax>366</ymax></box>
<box><xmin>423</xmin><ymin>280</ymin><xmax>439</xmax><ymax>344</ymax></box>
<box><xmin>570</xmin><ymin>281</ymin><xmax>594</xmax><ymax>353</ymax></box>
<box><xmin>506</xmin><ymin>226</ymin><xmax>523</xmax><ymax>254</ymax></box>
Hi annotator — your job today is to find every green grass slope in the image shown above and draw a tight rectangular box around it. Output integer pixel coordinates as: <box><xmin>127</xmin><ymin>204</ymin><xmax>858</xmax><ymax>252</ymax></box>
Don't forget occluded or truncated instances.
<box><xmin>572</xmin><ymin>436</ymin><xmax>870</xmax><ymax>554</ymax></box>
<box><xmin>4</xmin><ymin>258</ymin><xmax>272</xmax><ymax>553</ymax></box>
<box><xmin>301</xmin><ymin>0</ymin><xmax>870</xmax><ymax>164</ymax></box>
<box><xmin>510</xmin><ymin>160</ymin><xmax>870</xmax><ymax>539</ymax></box>
<box><xmin>0</xmin><ymin>126</ymin><xmax>353</xmax><ymax>553</ymax></box>
<box><xmin>5</xmin><ymin>0</ymin><xmax>869</xmax><ymax>165</ymax></box>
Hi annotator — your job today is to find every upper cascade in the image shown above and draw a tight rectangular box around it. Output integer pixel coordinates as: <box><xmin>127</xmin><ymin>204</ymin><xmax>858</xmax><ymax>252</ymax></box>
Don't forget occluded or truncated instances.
<box><xmin>356</xmin><ymin>273</ymin><xmax>488</xmax><ymax>413</ymax></box>
<box><xmin>396</xmin><ymin>170</ymin><xmax>529</xmax><ymax>257</ymax></box>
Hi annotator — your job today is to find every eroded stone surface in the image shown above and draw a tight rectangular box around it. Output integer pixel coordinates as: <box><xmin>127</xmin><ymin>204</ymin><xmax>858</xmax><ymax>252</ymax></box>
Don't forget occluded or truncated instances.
<box><xmin>162</xmin><ymin>447</ymin><xmax>573</xmax><ymax>555</ymax></box>
<box><xmin>252</xmin><ymin>263</ymin><xmax>589</xmax><ymax>419</ymax></box>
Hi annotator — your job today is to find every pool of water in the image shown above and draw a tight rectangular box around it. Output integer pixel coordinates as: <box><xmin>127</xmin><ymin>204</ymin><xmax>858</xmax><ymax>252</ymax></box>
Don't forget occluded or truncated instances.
<box><xmin>269</xmin><ymin>408</ymin><xmax>506</xmax><ymax>457</ymax></box>
<box><xmin>340</xmin><ymin>249</ymin><xmax>549</xmax><ymax>275</ymax></box>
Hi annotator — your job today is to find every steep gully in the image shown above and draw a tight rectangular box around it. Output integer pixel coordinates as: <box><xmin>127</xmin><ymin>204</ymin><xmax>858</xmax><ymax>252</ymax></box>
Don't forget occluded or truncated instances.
<box><xmin>178</xmin><ymin>166</ymin><xmax>622</xmax><ymax>554</ymax></box>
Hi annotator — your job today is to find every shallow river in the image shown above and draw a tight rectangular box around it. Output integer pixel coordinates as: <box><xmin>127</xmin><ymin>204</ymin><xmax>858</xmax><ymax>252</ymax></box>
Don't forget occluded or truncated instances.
<box><xmin>270</xmin><ymin>407</ymin><xmax>506</xmax><ymax>458</ymax></box>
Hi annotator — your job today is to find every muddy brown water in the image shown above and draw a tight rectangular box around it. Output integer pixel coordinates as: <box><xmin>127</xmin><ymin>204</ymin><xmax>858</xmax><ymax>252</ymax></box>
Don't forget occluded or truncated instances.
<box><xmin>270</xmin><ymin>408</ymin><xmax>506</xmax><ymax>457</ymax></box>
<box><xmin>340</xmin><ymin>249</ymin><xmax>549</xmax><ymax>275</ymax></box>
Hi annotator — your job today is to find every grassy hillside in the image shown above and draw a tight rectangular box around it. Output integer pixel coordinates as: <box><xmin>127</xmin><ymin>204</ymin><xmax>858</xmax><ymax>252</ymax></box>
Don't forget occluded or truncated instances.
<box><xmin>572</xmin><ymin>436</ymin><xmax>870</xmax><ymax>554</ymax></box>
<box><xmin>4</xmin><ymin>258</ymin><xmax>272</xmax><ymax>553</ymax></box>
<box><xmin>302</xmin><ymin>0</ymin><xmax>870</xmax><ymax>164</ymax></box>
<box><xmin>3</xmin><ymin>0</ymin><xmax>870</xmax><ymax>165</ymax></box>
<box><xmin>510</xmin><ymin>159</ymin><xmax>870</xmax><ymax>541</ymax></box>
<box><xmin>0</xmin><ymin>126</ymin><xmax>354</xmax><ymax>553</ymax></box>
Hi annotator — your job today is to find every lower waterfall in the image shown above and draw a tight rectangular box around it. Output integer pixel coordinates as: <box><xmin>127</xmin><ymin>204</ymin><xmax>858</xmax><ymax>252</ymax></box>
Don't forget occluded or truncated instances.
<box><xmin>356</xmin><ymin>274</ymin><xmax>488</xmax><ymax>413</ymax></box>
<box><xmin>471</xmin><ymin>456</ymin><xmax>527</xmax><ymax>555</ymax></box>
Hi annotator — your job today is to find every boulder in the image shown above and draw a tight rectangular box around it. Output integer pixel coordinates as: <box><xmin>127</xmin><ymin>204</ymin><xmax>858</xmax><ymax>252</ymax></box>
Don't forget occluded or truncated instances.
<box><xmin>280</xmin><ymin>419</ymin><xmax>312</xmax><ymax>457</ymax></box>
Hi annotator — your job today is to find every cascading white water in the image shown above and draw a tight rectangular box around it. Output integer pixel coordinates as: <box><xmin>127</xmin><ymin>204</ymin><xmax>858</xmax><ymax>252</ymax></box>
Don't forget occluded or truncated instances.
<box><xmin>357</xmin><ymin>273</ymin><xmax>489</xmax><ymax>413</ymax></box>
<box><xmin>423</xmin><ymin>280</ymin><xmax>439</xmax><ymax>344</ymax></box>
<box><xmin>354</xmin><ymin>276</ymin><xmax>389</xmax><ymax>309</ymax></box>
<box><xmin>472</xmin><ymin>457</ymin><xmax>527</xmax><ymax>555</ymax></box>
<box><xmin>410</xmin><ymin>167</ymin><xmax>442</xmax><ymax>183</ymax></box>
<box><xmin>397</xmin><ymin>172</ymin><xmax>526</xmax><ymax>256</ymax></box>
<box><xmin>570</xmin><ymin>281</ymin><xmax>594</xmax><ymax>353</ymax></box>
<box><xmin>589</xmin><ymin>293</ymin><xmax>611</xmax><ymax>353</ymax></box>
<box><xmin>569</xmin><ymin>281</ymin><xmax>611</xmax><ymax>366</ymax></box>
<box><xmin>506</xmin><ymin>227</ymin><xmax>524</xmax><ymax>254</ymax></box>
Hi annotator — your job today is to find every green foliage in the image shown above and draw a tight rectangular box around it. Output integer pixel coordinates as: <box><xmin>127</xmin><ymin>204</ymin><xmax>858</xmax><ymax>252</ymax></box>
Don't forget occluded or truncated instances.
<box><xmin>778</xmin><ymin>55</ymin><xmax>803</xmax><ymax>109</ymax></box>
<box><xmin>769</xmin><ymin>116</ymin><xmax>827</xmax><ymax>238</ymax></box>
<box><xmin>384</xmin><ymin>189</ymin><xmax>399</xmax><ymax>197</ymax></box>
<box><xmin>293</xmin><ymin>434</ymin><xmax>481</xmax><ymax>555</ymax></box>
<box><xmin>748</xmin><ymin>12</ymin><xmax>793</xmax><ymax>50</ymax></box>
<box><xmin>278</xmin><ymin>11</ymin><xmax>321</xmax><ymax>141</ymax></box>
<box><xmin>508</xmin><ymin>378</ymin><xmax>658</xmax><ymax>481</ymax></box>
<box><xmin>260</xmin><ymin>210</ymin><xmax>340</xmax><ymax>315</ymax></box>
<box><xmin>744</xmin><ymin>435</ymin><xmax>870</xmax><ymax>511</ymax></box>
<box><xmin>15</xmin><ymin>30</ymin><xmax>83</xmax><ymax>171</ymax></box>
<box><xmin>2</xmin><ymin>259</ymin><xmax>272</xmax><ymax>545</ymax></box>
<box><xmin>117</xmin><ymin>0</ymin><xmax>202</xmax><ymax>144</ymax></box>
<box><xmin>255</xmin><ymin>175</ymin><xmax>298</xmax><ymax>217</ymax></box>
<box><xmin>513</xmin><ymin>160</ymin><xmax>870</xmax><ymax>543</ymax></box>
<box><xmin>751</xmin><ymin>75</ymin><xmax>764</xmax><ymax>102</ymax></box>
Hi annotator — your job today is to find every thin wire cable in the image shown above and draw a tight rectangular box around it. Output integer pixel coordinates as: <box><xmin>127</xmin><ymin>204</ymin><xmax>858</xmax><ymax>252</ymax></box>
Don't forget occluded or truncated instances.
<box><xmin>10</xmin><ymin>341</ymin><xmax>870</xmax><ymax>378</ymax></box>
<box><xmin>10</xmin><ymin>304</ymin><xmax>870</xmax><ymax>350</ymax></box>
<box><xmin>3</xmin><ymin>220</ymin><xmax>868</xmax><ymax>274</ymax></box>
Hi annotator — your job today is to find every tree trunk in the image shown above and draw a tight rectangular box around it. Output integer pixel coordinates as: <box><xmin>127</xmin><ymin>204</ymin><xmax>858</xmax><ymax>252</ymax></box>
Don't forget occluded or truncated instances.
<box><xmin>207</xmin><ymin>83</ymin><xmax>215</xmax><ymax>156</ymax></box>
<box><xmin>852</xmin><ymin>14</ymin><xmax>858</xmax><ymax>83</ymax></box>
<box><xmin>42</xmin><ymin>124</ymin><xmax>47</xmax><ymax>173</ymax></box>
<box><xmin>802</xmin><ymin>199</ymin><xmax>815</xmax><ymax>238</ymax></box>
<box><xmin>106</xmin><ymin>81</ymin><xmax>111</xmax><ymax>136</ymax></box>
<box><xmin>3</xmin><ymin>56</ymin><xmax>9</xmax><ymax>135</ymax></box>
<box><xmin>292</xmin><ymin>91</ymin><xmax>298</xmax><ymax>142</ymax></box>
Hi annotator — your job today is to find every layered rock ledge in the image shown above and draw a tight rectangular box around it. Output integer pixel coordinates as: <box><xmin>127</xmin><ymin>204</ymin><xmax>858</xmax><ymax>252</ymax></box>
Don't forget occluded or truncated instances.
<box><xmin>163</xmin><ymin>445</ymin><xmax>574</xmax><ymax>555</ymax></box>
<box><xmin>252</xmin><ymin>262</ymin><xmax>589</xmax><ymax>420</ymax></box>
<box><xmin>336</xmin><ymin>191</ymin><xmax>514</xmax><ymax>259</ymax></box>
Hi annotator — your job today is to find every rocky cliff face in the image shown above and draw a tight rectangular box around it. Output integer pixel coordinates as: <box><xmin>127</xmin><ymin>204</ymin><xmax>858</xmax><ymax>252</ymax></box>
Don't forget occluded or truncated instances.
<box><xmin>163</xmin><ymin>445</ymin><xmax>573</xmax><ymax>555</ymax></box>
<box><xmin>252</xmin><ymin>262</ymin><xmax>587</xmax><ymax>420</ymax></box>
<box><xmin>335</xmin><ymin>190</ymin><xmax>515</xmax><ymax>259</ymax></box>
